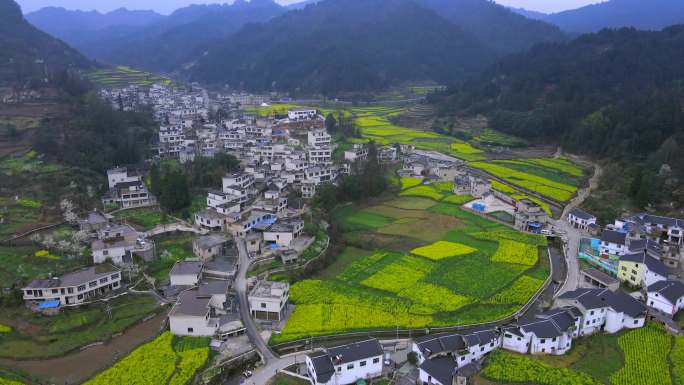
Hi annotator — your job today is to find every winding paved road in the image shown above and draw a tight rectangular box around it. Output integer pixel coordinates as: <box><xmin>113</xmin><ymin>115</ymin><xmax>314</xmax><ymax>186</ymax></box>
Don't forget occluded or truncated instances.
<box><xmin>235</xmin><ymin>238</ymin><xmax>276</xmax><ymax>362</ymax></box>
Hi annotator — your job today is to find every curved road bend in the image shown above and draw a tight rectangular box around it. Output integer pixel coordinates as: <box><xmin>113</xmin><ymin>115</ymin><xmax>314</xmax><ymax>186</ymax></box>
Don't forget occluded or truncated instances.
<box><xmin>553</xmin><ymin>163</ymin><xmax>603</xmax><ymax>297</ymax></box>
<box><xmin>235</xmin><ymin>238</ymin><xmax>276</xmax><ymax>362</ymax></box>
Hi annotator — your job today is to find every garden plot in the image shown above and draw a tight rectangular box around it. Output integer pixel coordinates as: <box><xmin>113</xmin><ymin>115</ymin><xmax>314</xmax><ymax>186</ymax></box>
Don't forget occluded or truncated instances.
<box><xmin>275</xmin><ymin>193</ymin><xmax>550</xmax><ymax>344</ymax></box>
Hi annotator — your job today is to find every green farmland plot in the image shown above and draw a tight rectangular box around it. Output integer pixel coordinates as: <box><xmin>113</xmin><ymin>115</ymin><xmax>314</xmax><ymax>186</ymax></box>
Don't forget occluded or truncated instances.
<box><xmin>471</xmin><ymin>159</ymin><xmax>584</xmax><ymax>203</ymax></box>
<box><xmin>273</xmin><ymin>190</ymin><xmax>549</xmax><ymax>344</ymax></box>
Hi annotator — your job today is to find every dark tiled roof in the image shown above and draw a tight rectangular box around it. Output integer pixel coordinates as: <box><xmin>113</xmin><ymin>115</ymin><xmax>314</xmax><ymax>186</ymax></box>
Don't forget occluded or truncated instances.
<box><xmin>559</xmin><ymin>288</ymin><xmax>646</xmax><ymax>318</ymax></box>
<box><xmin>582</xmin><ymin>268</ymin><xmax>619</xmax><ymax>285</ymax></box>
<box><xmin>570</xmin><ymin>207</ymin><xmax>595</xmax><ymax>220</ymax></box>
<box><xmin>170</xmin><ymin>261</ymin><xmax>203</xmax><ymax>276</ymax></box>
<box><xmin>172</xmin><ymin>290</ymin><xmax>211</xmax><ymax>317</ymax></box>
<box><xmin>419</xmin><ymin>356</ymin><xmax>458</xmax><ymax>385</ymax></box>
<box><xmin>25</xmin><ymin>264</ymin><xmax>119</xmax><ymax>289</ymax></box>
<box><xmin>327</xmin><ymin>339</ymin><xmax>383</xmax><ymax>365</ymax></box>
<box><xmin>309</xmin><ymin>352</ymin><xmax>335</xmax><ymax>384</ymax></box>
<box><xmin>520</xmin><ymin>319</ymin><xmax>563</xmax><ymax>339</ymax></box>
<box><xmin>601</xmin><ymin>230</ymin><xmax>626</xmax><ymax>245</ymax></box>
<box><xmin>648</xmin><ymin>280</ymin><xmax>684</xmax><ymax>304</ymax></box>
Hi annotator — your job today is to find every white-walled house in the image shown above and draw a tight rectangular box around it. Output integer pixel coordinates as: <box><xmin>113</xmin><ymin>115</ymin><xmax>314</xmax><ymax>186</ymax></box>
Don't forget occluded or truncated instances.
<box><xmin>23</xmin><ymin>265</ymin><xmax>121</xmax><ymax>306</ymax></box>
<box><xmin>169</xmin><ymin>261</ymin><xmax>203</xmax><ymax>286</ymax></box>
<box><xmin>600</xmin><ymin>230</ymin><xmax>628</xmax><ymax>256</ymax></box>
<box><xmin>555</xmin><ymin>288</ymin><xmax>647</xmax><ymax>335</ymax></box>
<box><xmin>568</xmin><ymin>208</ymin><xmax>598</xmax><ymax>232</ymax></box>
<box><xmin>412</xmin><ymin>330</ymin><xmax>499</xmax><ymax>367</ymax></box>
<box><xmin>263</xmin><ymin>220</ymin><xmax>304</xmax><ymax>248</ymax></box>
<box><xmin>91</xmin><ymin>239</ymin><xmax>133</xmax><ymax>265</ymax></box>
<box><xmin>502</xmin><ymin>308</ymin><xmax>579</xmax><ymax>355</ymax></box>
<box><xmin>248</xmin><ymin>280</ymin><xmax>288</xmax><ymax>321</ymax></box>
<box><xmin>289</xmin><ymin>108</ymin><xmax>317</xmax><ymax>121</ymax></box>
<box><xmin>308</xmin><ymin>129</ymin><xmax>331</xmax><ymax>148</ymax></box>
<box><xmin>169</xmin><ymin>285</ymin><xmax>228</xmax><ymax>337</ymax></box>
<box><xmin>305</xmin><ymin>339</ymin><xmax>384</xmax><ymax>385</ymax></box>
<box><xmin>647</xmin><ymin>280</ymin><xmax>684</xmax><ymax>317</ymax></box>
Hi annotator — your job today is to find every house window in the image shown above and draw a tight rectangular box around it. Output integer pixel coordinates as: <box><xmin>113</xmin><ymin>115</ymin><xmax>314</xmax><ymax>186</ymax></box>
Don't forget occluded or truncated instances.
<box><xmin>634</xmin><ymin>320</ymin><xmax>639</xmax><ymax>324</ymax></box>
<box><xmin>187</xmin><ymin>328</ymin><xmax>194</xmax><ymax>333</ymax></box>
<box><xmin>460</xmin><ymin>356</ymin><xmax>466</xmax><ymax>361</ymax></box>
<box><xmin>490</xmin><ymin>342</ymin><xmax>494</xmax><ymax>347</ymax></box>
<box><xmin>540</xmin><ymin>339</ymin><xmax>545</xmax><ymax>343</ymax></box>
<box><xmin>337</xmin><ymin>367</ymin><xmax>341</xmax><ymax>372</ymax></box>
<box><xmin>590</xmin><ymin>310</ymin><xmax>594</xmax><ymax>315</ymax></box>
<box><xmin>347</xmin><ymin>364</ymin><xmax>354</xmax><ymax>370</ymax></box>
<box><xmin>373</xmin><ymin>358</ymin><xmax>380</xmax><ymax>364</ymax></box>
<box><xmin>78</xmin><ymin>285</ymin><xmax>86</xmax><ymax>292</ymax></box>
<box><xmin>261</xmin><ymin>303</ymin><xmax>266</xmax><ymax>308</ymax></box>
<box><xmin>360</xmin><ymin>361</ymin><xmax>366</xmax><ymax>367</ymax></box>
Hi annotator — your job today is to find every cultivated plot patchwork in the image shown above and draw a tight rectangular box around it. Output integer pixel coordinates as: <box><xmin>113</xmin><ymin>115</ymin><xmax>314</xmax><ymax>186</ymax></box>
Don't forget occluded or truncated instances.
<box><xmin>274</xmin><ymin>192</ymin><xmax>549</xmax><ymax>344</ymax></box>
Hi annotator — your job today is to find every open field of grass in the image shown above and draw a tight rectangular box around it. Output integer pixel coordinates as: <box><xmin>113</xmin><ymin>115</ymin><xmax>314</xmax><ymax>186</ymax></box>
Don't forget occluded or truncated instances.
<box><xmin>272</xmin><ymin>190</ymin><xmax>549</xmax><ymax>344</ymax></box>
<box><xmin>480</xmin><ymin>323</ymin><xmax>681</xmax><ymax>385</ymax></box>
<box><xmin>84</xmin><ymin>332</ymin><xmax>209</xmax><ymax>385</ymax></box>
<box><xmin>114</xmin><ymin>207</ymin><xmax>170</xmax><ymax>231</ymax></box>
<box><xmin>471</xmin><ymin>159</ymin><xmax>582</xmax><ymax>202</ymax></box>
<box><xmin>473</xmin><ymin>128</ymin><xmax>528</xmax><ymax>147</ymax></box>
<box><xmin>86</xmin><ymin>66</ymin><xmax>172</xmax><ymax>89</ymax></box>
<box><xmin>0</xmin><ymin>295</ymin><xmax>160</xmax><ymax>359</ymax></box>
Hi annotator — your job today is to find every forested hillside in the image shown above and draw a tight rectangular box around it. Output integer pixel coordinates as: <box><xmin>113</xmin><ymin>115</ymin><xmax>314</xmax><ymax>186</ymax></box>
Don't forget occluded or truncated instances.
<box><xmin>421</xmin><ymin>0</ymin><xmax>565</xmax><ymax>54</ymax></box>
<box><xmin>0</xmin><ymin>0</ymin><xmax>92</xmax><ymax>85</ymax></box>
<box><xmin>433</xmin><ymin>26</ymin><xmax>684</xmax><ymax>213</ymax></box>
<box><xmin>186</xmin><ymin>0</ymin><xmax>493</xmax><ymax>94</ymax></box>
<box><xmin>185</xmin><ymin>0</ymin><xmax>566</xmax><ymax>94</ymax></box>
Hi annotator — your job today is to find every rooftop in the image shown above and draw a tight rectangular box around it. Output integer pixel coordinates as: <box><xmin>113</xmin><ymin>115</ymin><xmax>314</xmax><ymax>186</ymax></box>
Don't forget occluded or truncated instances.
<box><xmin>249</xmin><ymin>280</ymin><xmax>288</xmax><ymax>299</ymax></box>
<box><xmin>170</xmin><ymin>261</ymin><xmax>203</xmax><ymax>276</ymax></box>
<box><xmin>25</xmin><ymin>264</ymin><xmax>119</xmax><ymax>289</ymax></box>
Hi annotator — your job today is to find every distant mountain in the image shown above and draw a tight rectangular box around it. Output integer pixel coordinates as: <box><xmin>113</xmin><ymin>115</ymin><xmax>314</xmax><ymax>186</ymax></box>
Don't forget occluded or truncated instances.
<box><xmin>184</xmin><ymin>0</ymin><xmax>566</xmax><ymax>94</ymax></box>
<box><xmin>54</xmin><ymin>0</ymin><xmax>286</xmax><ymax>72</ymax></box>
<box><xmin>435</xmin><ymin>26</ymin><xmax>684</xmax><ymax>160</ymax></box>
<box><xmin>0</xmin><ymin>0</ymin><xmax>91</xmax><ymax>85</ymax></box>
<box><xmin>507</xmin><ymin>7</ymin><xmax>547</xmax><ymax>21</ymax></box>
<box><xmin>542</xmin><ymin>0</ymin><xmax>684</xmax><ymax>33</ymax></box>
<box><xmin>420</xmin><ymin>0</ymin><xmax>565</xmax><ymax>55</ymax></box>
<box><xmin>26</xmin><ymin>7</ymin><xmax>163</xmax><ymax>46</ymax></box>
<box><xmin>285</xmin><ymin>0</ymin><xmax>321</xmax><ymax>10</ymax></box>
<box><xmin>185</xmin><ymin>0</ymin><xmax>494</xmax><ymax>94</ymax></box>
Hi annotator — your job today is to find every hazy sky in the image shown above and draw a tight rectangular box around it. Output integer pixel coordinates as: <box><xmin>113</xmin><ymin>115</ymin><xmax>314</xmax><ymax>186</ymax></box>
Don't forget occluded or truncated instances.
<box><xmin>16</xmin><ymin>0</ymin><xmax>607</xmax><ymax>15</ymax></box>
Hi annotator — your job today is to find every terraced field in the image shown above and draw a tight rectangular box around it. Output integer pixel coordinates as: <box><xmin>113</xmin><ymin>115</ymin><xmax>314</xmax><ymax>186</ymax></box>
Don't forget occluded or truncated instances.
<box><xmin>272</xmin><ymin>185</ymin><xmax>550</xmax><ymax>344</ymax></box>
<box><xmin>87</xmin><ymin>66</ymin><xmax>172</xmax><ymax>89</ymax></box>
<box><xmin>352</xmin><ymin>112</ymin><xmax>487</xmax><ymax>161</ymax></box>
<box><xmin>471</xmin><ymin>158</ymin><xmax>585</xmax><ymax>203</ymax></box>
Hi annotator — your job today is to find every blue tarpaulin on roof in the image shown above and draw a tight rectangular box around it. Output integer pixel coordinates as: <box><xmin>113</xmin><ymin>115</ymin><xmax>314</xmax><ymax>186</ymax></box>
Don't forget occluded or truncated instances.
<box><xmin>37</xmin><ymin>300</ymin><xmax>60</xmax><ymax>309</ymax></box>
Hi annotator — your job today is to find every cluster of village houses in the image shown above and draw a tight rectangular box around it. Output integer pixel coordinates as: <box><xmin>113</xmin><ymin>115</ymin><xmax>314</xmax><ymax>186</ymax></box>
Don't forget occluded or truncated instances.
<box><xmin>17</xmin><ymin>83</ymin><xmax>684</xmax><ymax>385</ymax></box>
